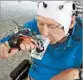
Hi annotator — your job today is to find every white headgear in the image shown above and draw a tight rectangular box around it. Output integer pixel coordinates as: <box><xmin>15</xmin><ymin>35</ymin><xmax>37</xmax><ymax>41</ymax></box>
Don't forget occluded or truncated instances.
<box><xmin>37</xmin><ymin>1</ymin><xmax>74</xmax><ymax>35</ymax></box>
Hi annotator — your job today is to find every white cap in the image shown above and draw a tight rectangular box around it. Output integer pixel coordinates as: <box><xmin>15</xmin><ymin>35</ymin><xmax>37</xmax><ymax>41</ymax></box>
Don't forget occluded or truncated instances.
<box><xmin>37</xmin><ymin>1</ymin><xmax>73</xmax><ymax>35</ymax></box>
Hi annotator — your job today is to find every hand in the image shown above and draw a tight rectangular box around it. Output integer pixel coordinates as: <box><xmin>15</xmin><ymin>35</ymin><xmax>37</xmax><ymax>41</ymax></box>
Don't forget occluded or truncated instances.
<box><xmin>0</xmin><ymin>41</ymin><xmax>19</xmax><ymax>58</ymax></box>
<box><xmin>0</xmin><ymin>36</ymin><xmax>36</xmax><ymax>59</ymax></box>
<box><xmin>51</xmin><ymin>68</ymin><xmax>79</xmax><ymax>80</ymax></box>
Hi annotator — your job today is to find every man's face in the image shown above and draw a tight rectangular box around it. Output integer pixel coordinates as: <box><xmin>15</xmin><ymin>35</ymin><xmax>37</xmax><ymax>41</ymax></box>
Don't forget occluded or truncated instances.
<box><xmin>36</xmin><ymin>16</ymin><xmax>66</xmax><ymax>44</ymax></box>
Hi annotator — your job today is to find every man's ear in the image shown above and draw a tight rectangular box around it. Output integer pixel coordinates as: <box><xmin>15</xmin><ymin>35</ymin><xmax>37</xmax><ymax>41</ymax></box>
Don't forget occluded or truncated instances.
<box><xmin>69</xmin><ymin>16</ymin><xmax>76</xmax><ymax>29</ymax></box>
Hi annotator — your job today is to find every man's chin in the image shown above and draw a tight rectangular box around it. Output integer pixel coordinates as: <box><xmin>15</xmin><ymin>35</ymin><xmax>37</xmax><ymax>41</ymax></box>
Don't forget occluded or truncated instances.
<box><xmin>50</xmin><ymin>41</ymin><xmax>57</xmax><ymax>44</ymax></box>
<box><xmin>50</xmin><ymin>37</ymin><xmax>67</xmax><ymax>44</ymax></box>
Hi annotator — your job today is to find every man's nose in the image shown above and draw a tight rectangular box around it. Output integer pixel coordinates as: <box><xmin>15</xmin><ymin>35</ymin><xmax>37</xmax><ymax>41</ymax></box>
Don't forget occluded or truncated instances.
<box><xmin>42</xmin><ymin>24</ymin><xmax>49</xmax><ymax>37</ymax></box>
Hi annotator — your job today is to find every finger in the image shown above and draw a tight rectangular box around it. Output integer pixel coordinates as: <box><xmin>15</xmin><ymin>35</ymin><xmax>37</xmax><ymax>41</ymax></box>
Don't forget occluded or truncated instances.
<box><xmin>2</xmin><ymin>45</ymin><xmax>9</xmax><ymax>58</ymax></box>
<box><xmin>0</xmin><ymin>41</ymin><xmax>10</xmax><ymax>58</ymax></box>
<box><xmin>0</xmin><ymin>43</ymin><xmax>5</xmax><ymax>57</ymax></box>
<box><xmin>25</xmin><ymin>42</ymin><xmax>31</xmax><ymax>51</ymax></box>
<box><xmin>25</xmin><ymin>40</ymin><xmax>35</xmax><ymax>50</ymax></box>
<box><xmin>21</xmin><ymin>41</ymin><xmax>31</xmax><ymax>51</ymax></box>
<box><xmin>20</xmin><ymin>43</ymin><xmax>26</xmax><ymax>50</ymax></box>
<box><xmin>2</xmin><ymin>41</ymin><xmax>11</xmax><ymax>58</ymax></box>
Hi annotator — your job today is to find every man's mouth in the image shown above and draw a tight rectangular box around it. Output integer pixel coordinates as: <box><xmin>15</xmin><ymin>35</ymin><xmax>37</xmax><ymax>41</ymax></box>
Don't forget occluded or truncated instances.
<box><xmin>47</xmin><ymin>37</ymin><xmax>55</xmax><ymax>44</ymax></box>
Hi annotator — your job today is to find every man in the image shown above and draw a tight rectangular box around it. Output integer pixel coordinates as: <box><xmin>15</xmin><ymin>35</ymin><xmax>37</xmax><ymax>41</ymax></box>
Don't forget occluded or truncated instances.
<box><xmin>0</xmin><ymin>1</ymin><xmax>83</xmax><ymax>80</ymax></box>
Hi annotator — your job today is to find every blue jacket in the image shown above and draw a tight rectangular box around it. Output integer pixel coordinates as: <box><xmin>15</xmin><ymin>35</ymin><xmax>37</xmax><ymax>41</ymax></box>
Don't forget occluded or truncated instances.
<box><xmin>23</xmin><ymin>17</ymin><xmax>82</xmax><ymax>80</ymax></box>
<box><xmin>0</xmin><ymin>17</ymin><xmax>82</xmax><ymax>80</ymax></box>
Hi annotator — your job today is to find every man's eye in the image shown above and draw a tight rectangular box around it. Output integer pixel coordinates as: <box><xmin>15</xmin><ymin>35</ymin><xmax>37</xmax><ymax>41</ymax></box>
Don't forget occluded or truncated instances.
<box><xmin>39</xmin><ymin>23</ymin><xmax>44</xmax><ymax>26</ymax></box>
<box><xmin>48</xmin><ymin>24</ymin><xmax>57</xmax><ymax>28</ymax></box>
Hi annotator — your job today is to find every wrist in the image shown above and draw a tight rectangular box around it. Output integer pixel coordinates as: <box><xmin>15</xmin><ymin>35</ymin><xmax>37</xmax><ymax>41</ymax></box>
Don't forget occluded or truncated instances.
<box><xmin>74</xmin><ymin>69</ymin><xmax>83</xmax><ymax>80</ymax></box>
<box><xmin>73</xmin><ymin>69</ymin><xmax>79</xmax><ymax>79</ymax></box>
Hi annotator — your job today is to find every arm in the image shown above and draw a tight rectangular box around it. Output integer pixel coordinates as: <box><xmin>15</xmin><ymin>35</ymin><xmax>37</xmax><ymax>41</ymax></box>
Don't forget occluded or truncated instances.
<box><xmin>51</xmin><ymin>68</ymin><xmax>83</xmax><ymax>80</ymax></box>
<box><xmin>0</xmin><ymin>19</ymin><xmax>35</xmax><ymax>58</ymax></box>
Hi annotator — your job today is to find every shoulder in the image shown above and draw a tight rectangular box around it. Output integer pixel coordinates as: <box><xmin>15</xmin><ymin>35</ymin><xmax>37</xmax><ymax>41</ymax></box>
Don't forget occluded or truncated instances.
<box><xmin>23</xmin><ymin>18</ymin><xmax>40</xmax><ymax>34</ymax></box>
<box><xmin>23</xmin><ymin>18</ymin><xmax>37</xmax><ymax>28</ymax></box>
<box><xmin>75</xmin><ymin>16</ymin><xmax>83</xmax><ymax>28</ymax></box>
<box><xmin>71</xmin><ymin>16</ymin><xmax>82</xmax><ymax>41</ymax></box>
